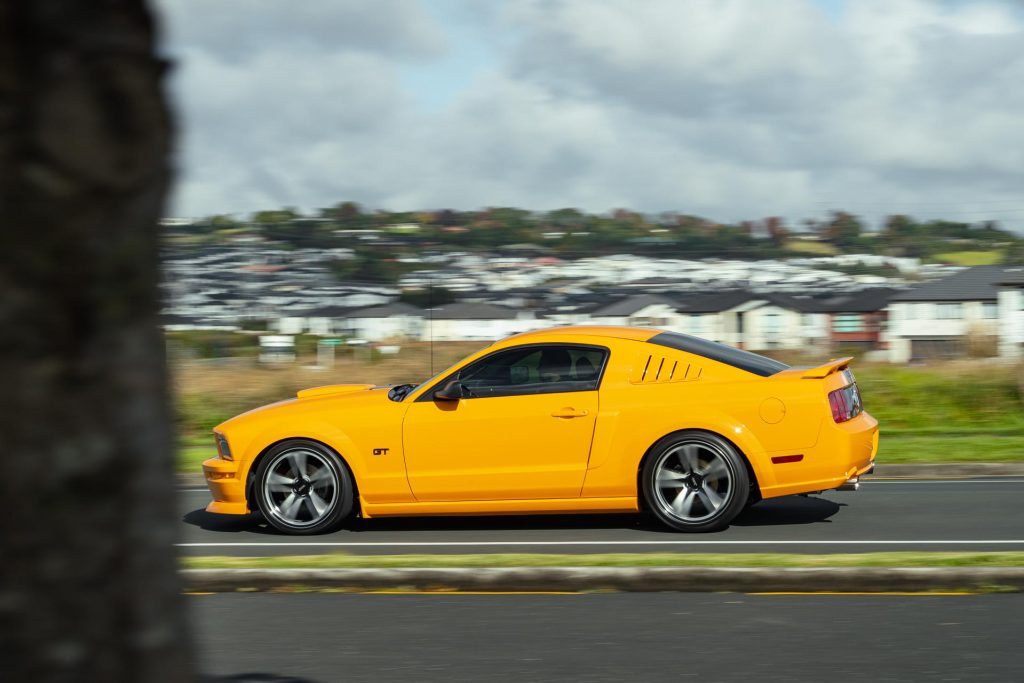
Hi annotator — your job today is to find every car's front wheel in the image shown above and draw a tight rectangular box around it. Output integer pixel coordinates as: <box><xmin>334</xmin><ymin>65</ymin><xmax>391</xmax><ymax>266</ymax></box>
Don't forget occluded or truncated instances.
<box><xmin>642</xmin><ymin>431</ymin><xmax>749</xmax><ymax>532</ymax></box>
<box><xmin>254</xmin><ymin>439</ymin><xmax>354</xmax><ymax>535</ymax></box>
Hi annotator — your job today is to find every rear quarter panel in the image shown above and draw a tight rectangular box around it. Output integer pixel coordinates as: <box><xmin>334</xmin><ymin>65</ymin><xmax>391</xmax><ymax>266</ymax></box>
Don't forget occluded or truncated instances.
<box><xmin>581</xmin><ymin>343</ymin><xmax>826</xmax><ymax>498</ymax></box>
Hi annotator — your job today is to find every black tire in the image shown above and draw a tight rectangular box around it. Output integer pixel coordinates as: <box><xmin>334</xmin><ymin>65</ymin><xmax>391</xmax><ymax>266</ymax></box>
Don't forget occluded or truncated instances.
<box><xmin>254</xmin><ymin>439</ymin><xmax>354</xmax><ymax>535</ymax></box>
<box><xmin>641</xmin><ymin>430</ymin><xmax>749</xmax><ymax>532</ymax></box>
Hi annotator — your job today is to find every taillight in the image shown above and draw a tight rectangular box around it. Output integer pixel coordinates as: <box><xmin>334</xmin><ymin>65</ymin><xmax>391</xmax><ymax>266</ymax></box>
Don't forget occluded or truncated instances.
<box><xmin>828</xmin><ymin>383</ymin><xmax>863</xmax><ymax>423</ymax></box>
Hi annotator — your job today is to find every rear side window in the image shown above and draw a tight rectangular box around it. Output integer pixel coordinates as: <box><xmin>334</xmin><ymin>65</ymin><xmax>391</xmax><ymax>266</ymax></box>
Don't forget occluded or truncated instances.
<box><xmin>647</xmin><ymin>332</ymin><xmax>788</xmax><ymax>377</ymax></box>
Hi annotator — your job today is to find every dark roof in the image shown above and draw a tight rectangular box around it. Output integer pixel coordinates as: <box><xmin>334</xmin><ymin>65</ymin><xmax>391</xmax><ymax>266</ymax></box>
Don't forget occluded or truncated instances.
<box><xmin>307</xmin><ymin>305</ymin><xmax>356</xmax><ymax>318</ymax></box>
<box><xmin>676</xmin><ymin>290</ymin><xmax>756</xmax><ymax>313</ymax></box>
<box><xmin>431</xmin><ymin>302</ymin><xmax>519</xmax><ymax>320</ymax></box>
<box><xmin>811</xmin><ymin>288</ymin><xmax>899</xmax><ymax>313</ymax></box>
<box><xmin>890</xmin><ymin>266</ymin><xmax>1009</xmax><ymax>302</ymax></box>
<box><xmin>347</xmin><ymin>302</ymin><xmax>422</xmax><ymax>318</ymax></box>
<box><xmin>590</xmin><ymin>294</ymin><xmax>681</xmax><ymax>317</ymax></box>
<box><xmin>762</xmin><ymin>293</ymin><xmax>823</xmax><ymax>314</ymax></box>
<box><xmin>999</xmin><ymin>268</ymin><xmax>1024</xmax><ymax>286</ymax></box>
<box><xmin>161</xmin><ymin>313</ymin><xmax>200</xmax><ymax>325</ymax></box>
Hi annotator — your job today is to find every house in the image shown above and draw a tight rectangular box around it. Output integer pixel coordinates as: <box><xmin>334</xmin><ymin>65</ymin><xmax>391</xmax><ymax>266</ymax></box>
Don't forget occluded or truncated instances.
<box><xmin>586</xmin><ymin>294</ymin><xmax>686</xmax><ymax>328</ymax></box>
<box><xmin>293</xmin><ymin>305</ymin><xmax>353</xmax><ymax>336</ymax></box>
<box><xmin>998</xmin><ymin>269</ymin><xmax>1024</xmax><ymax>359</ymax></box>
<box><xmin>424</xmin><ymin>302</ymin><xmax>536</xmax><ymax>341</ymax></box>
<box><xmin>814</xmin><ymin>288</ymin><xmax>898</xmax><ymax>352</ymax></box>
<box><xmin>674</xmin><ymin>291</ymin><xmax>829</xmax><ymax>352</ymax></box>
<box><xmin>343</xmin><ymin>302</ymin><xmax>424</xmax><ymax>342</ymax></box>
<box><xmin>887</xmin><ymin>266</ymin><xmax>1006</xmax><ymax>362</ymax></box>
<box><xmin>566</xmin><ymin>290</ymin><xmax>830</xmax><ymax>352</ymax></box>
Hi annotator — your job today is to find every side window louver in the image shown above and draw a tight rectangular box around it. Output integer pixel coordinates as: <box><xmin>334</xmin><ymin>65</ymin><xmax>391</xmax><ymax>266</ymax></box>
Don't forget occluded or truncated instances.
<box><xmin>633</xmin><ymin>354</ymin><xmax>701</xmax><ymax>384</ymax></box>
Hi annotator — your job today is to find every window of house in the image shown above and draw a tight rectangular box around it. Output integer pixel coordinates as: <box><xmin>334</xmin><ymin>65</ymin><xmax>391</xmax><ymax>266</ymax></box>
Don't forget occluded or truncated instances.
<box><xmin>833</xmin><ymin>314</ymin><xmax>864</xmax><ymax>333</ymax></box>
<box><xmin>981</xmin><ymin>302</ymin><xmax>999</xmax><ymax>319</ymax></box>
<box><xmin>936</xmin><ymin>302</ymin><xmax>963</xmax><ymax>319</ymax></box>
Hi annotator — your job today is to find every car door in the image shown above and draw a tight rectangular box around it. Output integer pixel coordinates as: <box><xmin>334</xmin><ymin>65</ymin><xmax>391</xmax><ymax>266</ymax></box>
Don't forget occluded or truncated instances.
<box><xmin>402</xmin><ymin>344</ymin><xmax>608</xmax><ymax>502</ymax></box>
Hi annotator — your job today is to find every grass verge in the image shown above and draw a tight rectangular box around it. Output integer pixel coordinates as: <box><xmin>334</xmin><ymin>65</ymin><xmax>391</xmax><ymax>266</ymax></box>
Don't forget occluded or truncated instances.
<box><xmin>183</xmin><ymin>551</ymin><xmax>1024</xmax><ymax>570</ymax></box>
<box><xmin>178</xmin><ymin>435</ymin><xmax>212</xmax><ymax>472</ymax></box>
<box><xmin>879</xmin><ymin>434</ymin><xmax>1024</xmax><ymax>463</ymax></box>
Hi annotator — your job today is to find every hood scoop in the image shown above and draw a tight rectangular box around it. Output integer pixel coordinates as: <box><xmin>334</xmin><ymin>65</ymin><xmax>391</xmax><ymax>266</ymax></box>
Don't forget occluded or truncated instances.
<box><xmin>296</xmin><ymin>384</ymin><xmax>376</xmax><ymax>400</ymax></box>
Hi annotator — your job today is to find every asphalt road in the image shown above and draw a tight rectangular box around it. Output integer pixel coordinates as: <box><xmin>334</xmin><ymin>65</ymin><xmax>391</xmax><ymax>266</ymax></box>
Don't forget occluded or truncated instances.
<box><xmin>190</xmin><ymin>592</ymin><xmax>1024</xmax><ymax>682</ymax></box>
<box><xmin>178</xmin><ymin>478</ymin><xmax>1024</xmax><ymax>555</ymax></box>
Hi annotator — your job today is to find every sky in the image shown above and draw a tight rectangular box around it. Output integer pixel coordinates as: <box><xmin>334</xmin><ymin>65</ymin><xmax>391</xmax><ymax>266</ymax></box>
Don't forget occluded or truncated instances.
<box><xmin>154</xmin><ymin>0</ymin><xmax>1024</xmax><ymax>232</ymax></box>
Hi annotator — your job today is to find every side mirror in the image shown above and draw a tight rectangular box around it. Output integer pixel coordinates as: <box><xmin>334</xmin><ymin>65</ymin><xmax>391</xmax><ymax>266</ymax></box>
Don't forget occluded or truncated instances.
<box><xmin>433</xmin><ymin>379</ymin><xmax>464</xmax><ymax>401</ymax></box>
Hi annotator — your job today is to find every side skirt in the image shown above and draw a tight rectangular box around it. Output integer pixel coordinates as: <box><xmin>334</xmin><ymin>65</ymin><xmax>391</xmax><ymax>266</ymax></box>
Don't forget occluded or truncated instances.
<box><xmin>359</xmin><ymin>496</ymin><xmax>640</xmax><ymax>519</ymax></box>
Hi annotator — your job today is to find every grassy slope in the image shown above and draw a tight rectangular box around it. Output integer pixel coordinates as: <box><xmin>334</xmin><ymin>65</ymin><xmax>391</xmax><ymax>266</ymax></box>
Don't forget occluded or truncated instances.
<box><xmin>933</xmin><ymin>250</ymin><xmax>1003</xmax><ymax>266</ymax></box>
<box><xmin>183</xmin><ymin>551</ymin><xmax>1024</xmax><ymax>569</ymax></box>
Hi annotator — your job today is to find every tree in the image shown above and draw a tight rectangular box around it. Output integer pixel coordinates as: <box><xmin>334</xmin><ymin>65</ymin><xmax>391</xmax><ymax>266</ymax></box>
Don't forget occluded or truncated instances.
<box><xmin>322</xmin><ymin>200</ymin><xmax>369</xmax><ymax>229</ymax></box>
<box><xmin>823</xmin><ymin>211</ymin><xmax>864</xmax><ymax>249</ymax></box>
<box><xmin>0</xmin><ymin>2</ymin><xmax>192</xmax><ymax>680</ymax></box>
<box><xmin>251</xmin><ymin>207</ymin><xmax>301</xmax><ymax>228</ymax></box>
<box><xmin>764</xmin><ymin>216</ymin><xmax>789</xmax><ymax>245</ymax></box>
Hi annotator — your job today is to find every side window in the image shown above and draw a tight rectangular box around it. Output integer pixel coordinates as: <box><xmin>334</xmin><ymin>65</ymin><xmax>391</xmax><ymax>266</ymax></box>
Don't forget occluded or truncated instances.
<box><xmin>454</xmin><ymin>344</ymin><xmax>608</xmax><ymax>398</ymax></box>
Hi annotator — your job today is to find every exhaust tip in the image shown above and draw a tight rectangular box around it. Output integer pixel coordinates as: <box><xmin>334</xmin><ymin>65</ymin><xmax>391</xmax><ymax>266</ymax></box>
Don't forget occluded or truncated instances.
<box><xmin>836</xmin><ymin>476</ymin><xmax>860</xmax><ymax>492</ymax></box>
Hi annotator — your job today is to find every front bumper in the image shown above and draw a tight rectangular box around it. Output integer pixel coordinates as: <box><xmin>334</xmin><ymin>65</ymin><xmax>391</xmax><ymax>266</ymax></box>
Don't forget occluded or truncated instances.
<box><xmin>202</xmin><ymin>456</ymin><xmax>249</xmax><ymax>515</ymax></box>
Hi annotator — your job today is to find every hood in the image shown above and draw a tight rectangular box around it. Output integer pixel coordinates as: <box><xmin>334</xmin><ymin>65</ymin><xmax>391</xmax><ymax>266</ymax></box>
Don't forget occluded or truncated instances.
<box><xmin>295</xmin><ymin>384</ymin><xmax>377</xmax><ymax>400</ymax></box>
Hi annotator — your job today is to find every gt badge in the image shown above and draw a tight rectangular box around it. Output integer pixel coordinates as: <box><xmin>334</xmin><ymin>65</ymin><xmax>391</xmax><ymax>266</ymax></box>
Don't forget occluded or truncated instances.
<box><xmin>372</xmin><ymin>447</ymin><xmax>390</xmax><ymax>456</ymax></box>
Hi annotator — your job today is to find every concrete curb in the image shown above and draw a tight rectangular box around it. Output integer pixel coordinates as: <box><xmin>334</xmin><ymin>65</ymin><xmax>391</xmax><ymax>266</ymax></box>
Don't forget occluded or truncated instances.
<box><xmin>180</xmin><ymin>567</ymin><xmax>1024</xmax><ymax>593</ymax></box>
<box><xmin>177</xmin><ymin>463</ymin><xmax>1024</xmax><ymax>489</ymax></box>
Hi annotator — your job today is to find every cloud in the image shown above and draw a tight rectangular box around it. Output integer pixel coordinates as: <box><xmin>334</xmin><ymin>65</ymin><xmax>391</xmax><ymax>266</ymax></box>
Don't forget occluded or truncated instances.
<box><xmin>155</xmin><ymin>0</ymin><xmax>444</xmax><ymax>61</ymax></box>
<box><xmin>155</xmin><ymin>0</ymin><xmax>1024</xmax><ymax>231</ymax></box>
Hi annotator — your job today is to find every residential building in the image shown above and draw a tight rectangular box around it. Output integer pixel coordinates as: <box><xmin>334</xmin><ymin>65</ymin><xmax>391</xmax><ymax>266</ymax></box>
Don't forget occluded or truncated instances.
<box><xmin>343</xmin><ymin>302</ymin><xmax>424</xmax><ymax>342</ymax></box>
<box><xmin>424</xmin><ymin>302</ymin><xmax>537</xmax><ymax>341</ymax></box>
<box><xmin>887</xmin><ymin>266</ymin><xmax>1007</xmax><ymax>362</ymax></box>
<box><xmin>586</xmin><ymin>294</ymin><xmax>686</xmax><ymax>329</ymax></box>
<box><xmin>998</xmin><ymin>269</ymin><xmax>1024</xmax><ymax>359</ymax></box>
<box><xmin>815</xmin><ymin>288</ymin><xmax>897</xmax><ymax>351</ymax></box>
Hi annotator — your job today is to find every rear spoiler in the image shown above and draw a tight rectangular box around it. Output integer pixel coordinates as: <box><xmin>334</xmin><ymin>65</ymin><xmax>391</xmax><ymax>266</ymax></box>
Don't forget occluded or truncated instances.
<box><xmin>800</xmin><ymin>357</ymin><xmax>853</xmax><ymax>379</ymax></box>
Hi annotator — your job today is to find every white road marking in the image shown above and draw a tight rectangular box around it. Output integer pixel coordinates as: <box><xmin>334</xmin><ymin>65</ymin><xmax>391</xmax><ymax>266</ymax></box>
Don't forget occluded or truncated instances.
<box><xmin>176</xmin><ymin>539</ymin><xmax>1024</xmax><ymax>548</ymax></box>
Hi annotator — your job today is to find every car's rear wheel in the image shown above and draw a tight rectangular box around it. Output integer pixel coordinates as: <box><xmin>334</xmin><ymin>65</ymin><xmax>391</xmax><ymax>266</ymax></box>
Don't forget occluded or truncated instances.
<box><xmin>642</xmin><ymin>431</ymin><xmax>749</xmax><ymax>532</ymax></box>
<box><xmin>254</xmin><ymin>439</ymin><xmax>354</xmax><ymax>535</ymax></box>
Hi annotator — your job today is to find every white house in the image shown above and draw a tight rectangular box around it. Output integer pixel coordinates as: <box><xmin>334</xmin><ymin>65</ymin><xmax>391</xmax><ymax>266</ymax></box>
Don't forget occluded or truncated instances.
<box><xmin>887</xmin><ymin>266</ymin><xmax>1007</xmax><ymax>362</ymax></box>
<box><xmin>343</xmin><ymin>302</ymin><xmax>424</xmax><ymax>342</ymax></box>
<box><xmin>998</xmin><ymin>269</ymin><xmax>1024</xmax><ymax>359</ymax></box>
<box><xmin>586</xmin><ymin>294</ymin><xmax>687</xmax><ymax>329</ymax></box>
<box><xmin>424</xmin><ymin>302</ymin><xmax>538</xmax><ymax>341</ymax></box>
<box><xmin>570</xmin><ymin>291</ymin><xmax>830</xmax><ymax>352</ymax></box>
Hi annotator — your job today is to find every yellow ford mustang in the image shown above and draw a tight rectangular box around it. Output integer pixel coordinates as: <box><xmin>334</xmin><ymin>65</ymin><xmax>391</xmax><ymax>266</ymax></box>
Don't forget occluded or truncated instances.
<box><xmin>203</xmin><ymin>326</ymin><xmax>878</xmax><ymax>534</ymax></box>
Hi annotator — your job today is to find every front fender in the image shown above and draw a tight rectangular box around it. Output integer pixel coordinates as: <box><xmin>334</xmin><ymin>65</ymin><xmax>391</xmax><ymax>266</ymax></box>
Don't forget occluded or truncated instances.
<box><xmin>232</xmin><ymin>418</ymin><xmax>414</xmax><ymax>505</ymax></box>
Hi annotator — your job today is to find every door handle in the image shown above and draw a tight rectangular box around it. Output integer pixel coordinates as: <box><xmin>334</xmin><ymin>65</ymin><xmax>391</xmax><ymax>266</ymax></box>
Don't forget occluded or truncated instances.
<box><xmin>551</xmin><ymin>407</ymin><xmax>589</xmax><ymax>418</ymax></box>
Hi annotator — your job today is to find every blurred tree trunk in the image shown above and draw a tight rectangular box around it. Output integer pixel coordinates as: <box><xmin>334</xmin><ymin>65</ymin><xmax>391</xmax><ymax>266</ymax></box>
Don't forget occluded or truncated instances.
<box><xmin>0</xmin><ymin>1</ymin><xmax>192</xmax><ymax>681</ymax></box>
